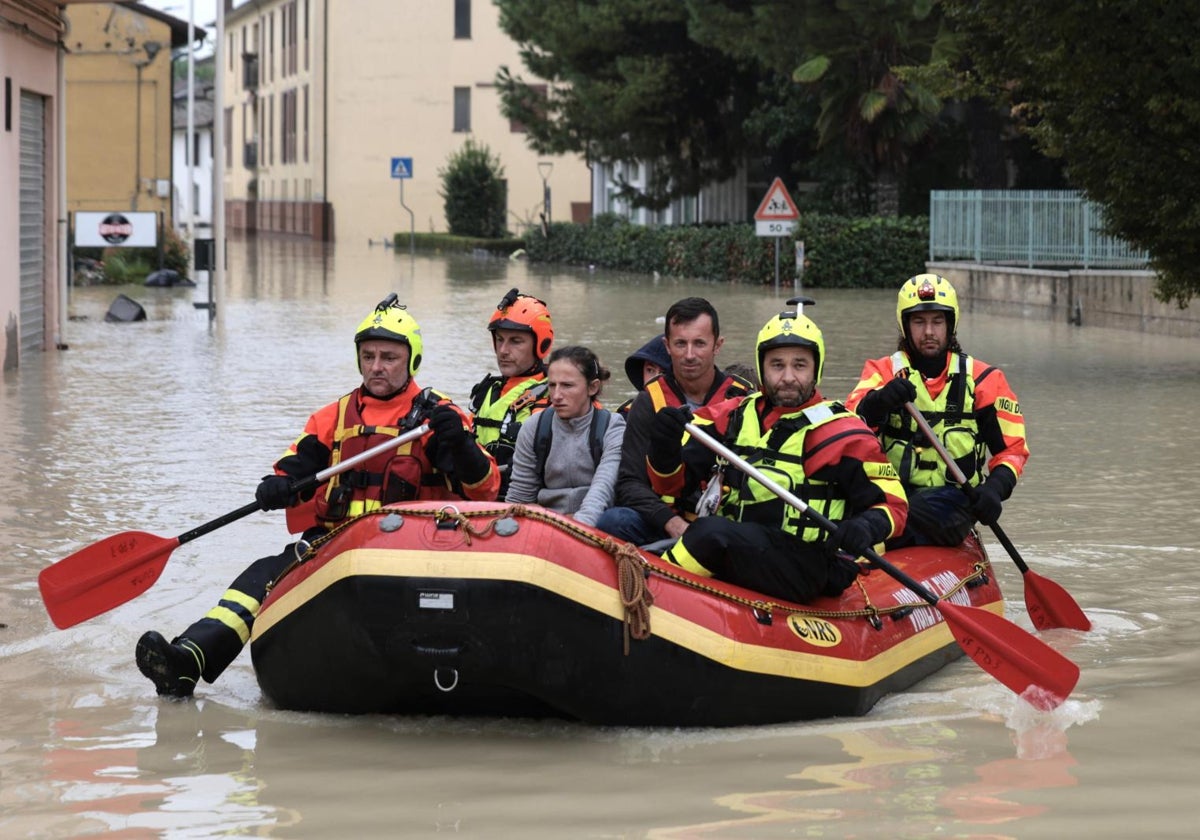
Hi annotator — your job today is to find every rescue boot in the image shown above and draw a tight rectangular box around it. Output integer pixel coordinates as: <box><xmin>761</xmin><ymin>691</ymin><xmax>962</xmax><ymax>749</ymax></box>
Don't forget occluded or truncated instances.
<box><xmin>136</xmin><ymin>630</ymin><xmax>204</xmax><ymax>698</ymax></box>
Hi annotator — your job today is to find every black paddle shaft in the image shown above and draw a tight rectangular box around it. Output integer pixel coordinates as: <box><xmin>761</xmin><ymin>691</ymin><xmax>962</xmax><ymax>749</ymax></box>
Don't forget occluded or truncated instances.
<box><xmin>174</xmin><ymin>425</ymin><xmax>428</xmax><ymax>549</ymax></box>
<box><xmin>902</xmin><ymin>403</ymin><xmax>1033</xmax><ymax>574</ymax></box>
<box><xmin>685</xmin><ymin>422</ymin><xmax>943</xmax><ymax>607</ymax></box>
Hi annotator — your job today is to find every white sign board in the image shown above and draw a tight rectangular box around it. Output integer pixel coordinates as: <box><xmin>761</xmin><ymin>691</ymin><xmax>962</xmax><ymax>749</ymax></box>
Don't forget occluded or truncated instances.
<box><xmin>756</xmin><ymin>219</ymin><xmax>798</xmax><ymax>237</ymax></box>
<box><xmin>74</xmin><ymin>212</ymin><xmax>158</xmax><ymax>248</ymax></box>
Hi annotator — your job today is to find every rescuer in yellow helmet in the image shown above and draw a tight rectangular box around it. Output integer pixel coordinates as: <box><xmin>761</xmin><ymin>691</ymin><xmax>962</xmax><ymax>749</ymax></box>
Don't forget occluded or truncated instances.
<box><xmin>845</xmin><ymin>274</ymin><xmax>1029</xmax><ymax>547</ymax></box>
<box><xmin>646</xmin><ymin>300</ymin><xmax>908</xmax><ymax>604</ymax></box>
<box><xmin>135</xmin><ymin>295</ymin><xmax>500</xmax><ymax>699</ymax></box>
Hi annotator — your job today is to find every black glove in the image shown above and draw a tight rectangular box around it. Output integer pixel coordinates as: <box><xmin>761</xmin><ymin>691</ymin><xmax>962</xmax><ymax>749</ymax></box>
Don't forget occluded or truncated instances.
<box><xmin>429</xmin><ymin>404</ymin><xmax>493</xmax><ymax>485</ymax></box>
<box><xmin>970</xmin><ymin>475</ymin><xmax>1006</xmax><ymax>526</ymax></box>
<box><xmin>858</xmin><ymin>377</ymin><xmax>917</xmax><ymax>424</ymax></box>
<box><xmin>824</xmin><ymin>515</ymin><xmax>878</xmax><ymax>560</ymax></box>
<box><xmin>648</xmin><ymin>406</ymin><xmax>691</xmax><ymax>473</ymax></box>
<box><xmin>256</xmin><ymin>475</ymin><xmax>296</xmax><ymax>511</ymax></box>
<box><xmin>429</xmin><ymin>404</ymin><xmax>469</xmax><ymax>448</ymax></box>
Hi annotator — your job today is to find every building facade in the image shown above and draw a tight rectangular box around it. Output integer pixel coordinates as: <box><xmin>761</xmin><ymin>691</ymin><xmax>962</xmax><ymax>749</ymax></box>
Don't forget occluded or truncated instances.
<box><xmin>62</xmin><ymin>3</ymin><xmax>200</xmax><ymax>234</ymax></box>
<box><xmin>172</xmin><ymin>56</ymin><xmax>215</xmax><ymax>233</ymax></box>
<box><xmin>0</xmin><ymin>0</ymin><xmax>64</xmax><ymax>370</ymax></box>
<box><xmin>220</xmin><ymin>0</ymin><xmax>592</xmax><ymax>241</ymax></box>
<box><xmin>590</xmin><ymin>160</ymin><xmax>748</xmax><ymax>226</ymax></box>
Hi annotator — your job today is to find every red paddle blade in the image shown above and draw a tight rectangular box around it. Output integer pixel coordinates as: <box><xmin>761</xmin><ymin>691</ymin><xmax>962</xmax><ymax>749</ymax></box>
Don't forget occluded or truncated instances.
<box><xmin>939</xmin><ymin>601</ymin><xmax>1080</xmax><ymax>709</ymax></box>
<box><xmin>1024</xmin><ymin>571</ymin><xmax>1092</xmax><ymax>632</ymax></box>
<box><xmin>38</xmin><ymin>531</ymin><xmax>179</xmax><ymax>629</ymax></box>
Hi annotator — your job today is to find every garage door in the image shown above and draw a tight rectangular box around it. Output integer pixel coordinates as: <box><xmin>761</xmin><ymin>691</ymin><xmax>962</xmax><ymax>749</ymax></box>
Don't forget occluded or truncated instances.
<box><xmin>19</xmin><ymin>90</ymin><xmax>46</xmax><ymax>363</ymax></box>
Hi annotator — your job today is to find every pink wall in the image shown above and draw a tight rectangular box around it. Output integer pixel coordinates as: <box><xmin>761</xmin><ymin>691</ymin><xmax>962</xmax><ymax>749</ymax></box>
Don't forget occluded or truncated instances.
<box><xmin>1</xmin><ymin>18</ymin><xmax>62</xmax><ymax>369</ymax></box>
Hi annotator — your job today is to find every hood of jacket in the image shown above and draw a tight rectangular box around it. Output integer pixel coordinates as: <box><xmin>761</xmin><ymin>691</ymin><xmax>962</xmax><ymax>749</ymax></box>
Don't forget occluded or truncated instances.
<box><xmin>624</xmin><ymin>335</ymin><xmax>673</xmax><ymax>391</ymax></box>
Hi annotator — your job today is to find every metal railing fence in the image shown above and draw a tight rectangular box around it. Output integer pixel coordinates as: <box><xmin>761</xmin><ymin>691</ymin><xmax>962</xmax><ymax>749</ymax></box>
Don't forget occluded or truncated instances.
<box><xmin>929</xmin><ymin>190</ymin><xmax>1149</xmax><ymax>269</ymax></box>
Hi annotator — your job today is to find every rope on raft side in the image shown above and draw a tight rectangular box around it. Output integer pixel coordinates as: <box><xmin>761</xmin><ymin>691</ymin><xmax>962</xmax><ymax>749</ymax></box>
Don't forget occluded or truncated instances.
<box><xmin>271</xmin><ymin>505</ymin><xmax>992</xmax><ymax>651</ymax></box>
<box><xmin>599</xmin><ymin>537</ymin><xmax>655</xmax><ymax>654</ymax></box>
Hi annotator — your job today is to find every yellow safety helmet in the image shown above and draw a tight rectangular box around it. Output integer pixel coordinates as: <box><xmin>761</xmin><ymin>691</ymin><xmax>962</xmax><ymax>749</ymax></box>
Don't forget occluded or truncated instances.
<box><xmin>354</xmin><ymin>294</ymin><xmax>423</xmax><ymax>377</ymax></box>
<box><xmin>489</xmin><ymin>287</ymin><xmax>554</xmax><ymax>360</ymax></box>
<box><xmin>897</xmin><ymin>273</ymin><xmax>959</xmax><ymax>335</ymax></box>
<box><xmin>756</xmin><ymin>298</ymin><xmax>825</xmax><ymax>387</ymax></box>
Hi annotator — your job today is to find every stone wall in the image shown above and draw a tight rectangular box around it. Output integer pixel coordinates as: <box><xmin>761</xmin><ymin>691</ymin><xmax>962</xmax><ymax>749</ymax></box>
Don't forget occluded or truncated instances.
<box><xmin>928</xmin><ymin>263</ymin><xmax>1199</xmax><ymax>339</ymax></box>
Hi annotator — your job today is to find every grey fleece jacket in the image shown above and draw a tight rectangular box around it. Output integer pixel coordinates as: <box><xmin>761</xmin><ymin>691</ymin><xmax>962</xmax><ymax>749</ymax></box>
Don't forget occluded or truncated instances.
<box><xmin>505</xmin><ymin>407</ymin><xmax>626</xmax><ymax>526</ymax></box>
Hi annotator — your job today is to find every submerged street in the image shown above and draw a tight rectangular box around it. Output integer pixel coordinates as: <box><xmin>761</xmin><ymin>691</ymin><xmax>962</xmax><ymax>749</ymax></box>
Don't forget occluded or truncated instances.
<box><xmin>1</xmin><ymin>237</ymin><xmax>1197</xmax><ymax>837</ymax></box>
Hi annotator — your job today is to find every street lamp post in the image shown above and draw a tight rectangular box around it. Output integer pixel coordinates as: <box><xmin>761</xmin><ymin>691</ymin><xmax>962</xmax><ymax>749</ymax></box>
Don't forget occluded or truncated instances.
<box><xmin>537</xmin><ymin>161</ymin><xmax>553</xmax><ymax>234</ymax></box>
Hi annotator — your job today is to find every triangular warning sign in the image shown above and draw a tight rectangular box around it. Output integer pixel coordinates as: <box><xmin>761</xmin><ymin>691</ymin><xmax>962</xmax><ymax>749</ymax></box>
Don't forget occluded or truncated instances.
<box><xmin>753</xmin><ymin>177</ymin><xmax>800</xmax><ymax>221</ymax></box>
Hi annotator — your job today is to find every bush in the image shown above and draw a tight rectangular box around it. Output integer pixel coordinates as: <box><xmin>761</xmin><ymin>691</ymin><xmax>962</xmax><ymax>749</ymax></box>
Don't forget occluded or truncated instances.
<box><xmin>439</xmin><ymin>139</ymin><xmax>507</xmax><ymax>238</ymax></box>
<box><xmin>523</xmin><ymin>212</ymin><xmax>929</xmax><ymax>286</ymax></box>
<box><xmin>395</xmin><ymin>231</ymin><xmax>525</xmax><ymax>256</ymax></box>
<box><xmin>161</xmin><ymin>225</ymin><xmax>190</xmax><ymax>277</ymax></box>
<box><xmin>101</xmin><ymin>248</ymin><xmax>155</xmax><ymax>284</ymax></box>
<box><xmin>73</xmin><ymin>224</ymin><xmax>191</xmax><ymax>284</ymax></box>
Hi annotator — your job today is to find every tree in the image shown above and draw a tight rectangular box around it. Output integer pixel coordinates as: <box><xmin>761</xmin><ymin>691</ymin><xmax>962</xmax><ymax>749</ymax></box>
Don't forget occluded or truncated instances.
<box><xmin>495</xmin><ymin>0</ymin><xmax>764</xmax><ymax>210</ymax></box>
<box><xmin>942</xmin><ymin>0</ymin><xmax>1200</xmax><ymax>306</ymax></box>
<box><xmin>439</xmin><ymin>140</ymin><xmax>507</xmax><ymax>237</ymax></box>
<box><xmin>688</xmin><ymin>0</ymin><xmax>947</xmax><ymax>215</ymax></box>
<box><xmin>494</xmin><ymin>0</ymin><xmax>1066</xmax><ymax>221</ymax></box>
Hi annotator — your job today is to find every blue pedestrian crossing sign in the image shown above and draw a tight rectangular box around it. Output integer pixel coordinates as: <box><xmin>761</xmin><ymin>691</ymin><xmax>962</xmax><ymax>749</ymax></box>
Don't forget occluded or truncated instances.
<box><xmin>390</xmin><ymin>157</ymin><xmax>413</xmax><ymax>179</ymax></box>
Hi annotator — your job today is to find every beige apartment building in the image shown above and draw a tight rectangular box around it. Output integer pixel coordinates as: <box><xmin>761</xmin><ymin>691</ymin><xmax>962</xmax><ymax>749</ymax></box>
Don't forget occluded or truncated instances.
<box><xmin>222</xmin><ymin>0</ymin><xmax>591</xmax><ymax>241</ymax></box>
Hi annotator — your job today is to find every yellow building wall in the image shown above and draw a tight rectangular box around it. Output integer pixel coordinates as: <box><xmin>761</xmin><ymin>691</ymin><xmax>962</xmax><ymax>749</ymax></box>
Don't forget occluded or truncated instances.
<box><xmin>224</xmin><ymin>0</ymin><xmax>590</xmax><ymax>240</ymax></box>
<box><xmin>64</xmin><ymin>3</ymin><xmax>175</xmax><ymax>223</ymax></box>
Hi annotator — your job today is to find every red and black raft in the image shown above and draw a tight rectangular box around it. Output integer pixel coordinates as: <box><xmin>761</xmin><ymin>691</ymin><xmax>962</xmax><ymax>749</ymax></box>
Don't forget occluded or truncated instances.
<box><xmin>249</xmin><ymin>502</ymin><xmax>1000</xmax><ymax>727</ymax></box>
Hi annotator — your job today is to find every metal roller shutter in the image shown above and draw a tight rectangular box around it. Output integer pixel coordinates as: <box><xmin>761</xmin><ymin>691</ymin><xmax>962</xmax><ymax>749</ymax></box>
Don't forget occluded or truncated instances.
<box><xmin>19</xmin><ymin>90</ymin><xmax>46</xmax><ymax>360</ymax></box>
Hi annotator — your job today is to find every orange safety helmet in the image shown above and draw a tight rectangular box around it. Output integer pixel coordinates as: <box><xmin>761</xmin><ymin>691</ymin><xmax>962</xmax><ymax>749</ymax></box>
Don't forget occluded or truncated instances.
<box><xmin>488</xmin><ymin>287</ymin><xmax>554</xmax><ymax>360</ymax></box>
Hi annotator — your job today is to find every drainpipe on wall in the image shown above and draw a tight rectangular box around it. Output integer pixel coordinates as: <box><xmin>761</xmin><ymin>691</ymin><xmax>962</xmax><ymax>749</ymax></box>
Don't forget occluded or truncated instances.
<box><xmin>56</xmin><ymin>31</ymin><xmax>68</xmax><ymax>350</ymax></box>
<box><xmin>213</xmin><ymin>0</ymin><xmax>225</xmax><ymax>321</ymax></box>
<box><xmin>322</xmin><ymin>0</ymin><xmax>328</xmax><ymax>239</ymax></box>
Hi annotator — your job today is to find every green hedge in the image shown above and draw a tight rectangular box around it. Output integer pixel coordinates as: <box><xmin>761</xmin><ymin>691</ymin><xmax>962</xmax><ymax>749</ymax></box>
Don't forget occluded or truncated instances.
<box><xmin>522</xmin><ymin>212</ymin><xmax>929</xmax><ymax>286</ymax></box>
<box><xmin>395</xmin><ymin>232</ymin><xmax>525</xmax><ymax>256</ymax></box>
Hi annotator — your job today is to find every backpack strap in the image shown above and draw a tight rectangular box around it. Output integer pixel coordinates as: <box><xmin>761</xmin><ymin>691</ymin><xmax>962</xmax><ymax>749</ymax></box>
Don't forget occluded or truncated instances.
<box><xmin>589</xmin><ymin>408</ymin><xmax>612</xmax><ymax>467</ymax></box>
<box><xmin>532</xmin><ymin>409</ymin><xmax>555</xmax><ymax>485</ymax></box>
<box><xmin>533</xmin><ymin>407</ymin><xmax>611</xmax><ymax>485</ymax></box>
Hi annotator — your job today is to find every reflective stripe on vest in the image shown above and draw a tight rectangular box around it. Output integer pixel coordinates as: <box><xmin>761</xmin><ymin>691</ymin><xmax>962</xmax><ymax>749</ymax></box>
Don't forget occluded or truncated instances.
<box><xmin>721</xmin><ymin>395</ymin><xmax>850</xmax><ymax>543</ymax></box>
<box><xmin>316</xmin><ymin>387</ymin><xmax>443</xmax><ymax>524</ymax></box>
<box><xmin>648</xmin><ymin>373</ymin><xmax>752</xmax><ymax>513</ymax></box>
<box><xmin>646</xmin><ymin>376</ymin><xmax>683</xmax><ymax>413</ymax></box>
<box><xmin>646</xmin><ymin>371</ymin><xmax>752</xmax><ymax>413</ymax></box>
<box><xmin>881</xmin><ymin>352</ymin><xmax>985</xmax><ymax>488</ymax></box>
<box><xmin>471</xmin><ymin>375</ymin><xmax>547</xmax><ymax>454</ymax></box>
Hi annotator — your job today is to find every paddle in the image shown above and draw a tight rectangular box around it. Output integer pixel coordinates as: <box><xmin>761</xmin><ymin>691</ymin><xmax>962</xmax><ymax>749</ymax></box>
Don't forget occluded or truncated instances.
<box><xmin>902</xmin><ymin>403</ymin><xmax>1090</xmax><ymax>632</ymax></box>
<box><xmin>684</xmin><ymin>422</ymin><xmax>1079</xmax><ymax>709</ymax></box>
<box><xmin>38</xmin><ymin>424</ymin><xmax>430</xmax><ymax>629</ymax></box>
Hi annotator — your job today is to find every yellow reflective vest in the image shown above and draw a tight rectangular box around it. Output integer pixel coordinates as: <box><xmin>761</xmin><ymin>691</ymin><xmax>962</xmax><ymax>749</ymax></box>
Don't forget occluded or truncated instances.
<box><xmin>877</xmin><ymin>351</ymin><xmax>987</xmax><ymax>489</ymax></box>
<box><xmin>718</xmin><ymin>394</ymin><xmax>852</xmax><ymax>543</ymax></box>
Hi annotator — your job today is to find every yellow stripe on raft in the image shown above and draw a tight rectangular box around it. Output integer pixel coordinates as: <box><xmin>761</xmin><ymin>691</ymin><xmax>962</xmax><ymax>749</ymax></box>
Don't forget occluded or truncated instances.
<box><xmin>251</xmin><ymin>548</ymin><xmax>1003</xmax><ymax>688</ymax></box>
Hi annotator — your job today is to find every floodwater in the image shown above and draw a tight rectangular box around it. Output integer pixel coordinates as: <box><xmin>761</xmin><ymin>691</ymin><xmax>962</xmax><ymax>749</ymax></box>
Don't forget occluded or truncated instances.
<box><xmin>2</xmin><ymin>237</ymin><xmax>1197</xmax><ymax>837</ymax></box>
